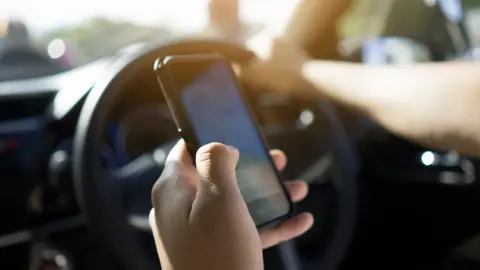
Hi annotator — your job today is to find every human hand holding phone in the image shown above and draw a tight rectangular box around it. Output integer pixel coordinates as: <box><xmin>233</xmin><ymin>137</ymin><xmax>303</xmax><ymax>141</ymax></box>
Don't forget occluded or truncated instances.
<box><xmin>150</xmin><ymin>140</ymin><xmax>313</xmax><ymax>270</ymax></box>
<box><xmin>155</xmin><ymin>54</ymin><xmax>301</xmax><ymax>227</ymax></box>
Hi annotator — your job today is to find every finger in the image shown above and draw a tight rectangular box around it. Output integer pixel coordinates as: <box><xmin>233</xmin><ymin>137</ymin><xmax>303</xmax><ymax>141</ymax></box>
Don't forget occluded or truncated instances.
<box><xmin>285</xmin><ymin>180</ymin><xmax>309</xmax><ymax>202</ymax></box>
<box><xmin>152</xmin><ymin>140</ymin><xmax>195</xmax><ymax>203</ymax></box>
<box><xmin>151</xmin><ymin>140</ymin><xmax>196</xmax><ymax>224</ymax></box>
<box><xmin>195</xmin><ymin>143</ymin><xmax>240</xmax><ymax>198</ymax></box>
<box><xmin>260</xmin><ymin>212</ymin><xmax>314</xmax><ymax>249</ymax></box>
<box><xmin>270</xmin><ymin>149</ymin><xmax>287</xmax><ymax>171</ymax></box>
<box><xmin>166</xmin><ymin>139</ymin><xmax>194</xmax><ymax>166</ymax></box>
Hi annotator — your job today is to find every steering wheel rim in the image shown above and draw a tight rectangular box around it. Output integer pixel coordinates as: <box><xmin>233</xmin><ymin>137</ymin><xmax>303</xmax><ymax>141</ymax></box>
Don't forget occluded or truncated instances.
<box><xmin>73</xmin><ymin>37</ymin><xmax>358</xmax><ymax>270</ymax></box>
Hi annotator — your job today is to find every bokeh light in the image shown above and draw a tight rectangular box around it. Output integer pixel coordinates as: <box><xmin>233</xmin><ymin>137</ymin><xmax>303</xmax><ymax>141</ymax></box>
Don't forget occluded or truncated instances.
<box><xmin>47</xmin><ymin>38</ymin><xmax>66</xmax><ymax>59</ymax></box>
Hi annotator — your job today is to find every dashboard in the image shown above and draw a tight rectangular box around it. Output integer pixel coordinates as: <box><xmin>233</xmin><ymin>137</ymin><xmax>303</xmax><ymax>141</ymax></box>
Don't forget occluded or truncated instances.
<box><xmin>0</xmin><ymin>57</ymin><xmax>113</xmax><ymax>246</ymax></box>
<box><xmin>0</xmin><ymin>48</ymin><xmax>68</xmax><ymax>82</ymax></box>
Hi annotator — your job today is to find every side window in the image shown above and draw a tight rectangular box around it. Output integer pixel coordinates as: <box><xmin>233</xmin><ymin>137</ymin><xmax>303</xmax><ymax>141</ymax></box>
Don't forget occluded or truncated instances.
<box><xmin>362</xmin><ymin>37</ymin><xmax>432</xmax><ymax>64</ymax></box>
<box><xmin>464</xmin><ymin>1</ymin><xmax>480</xmax><ymax>49</ymax></box>
<box><xmin>340</xmin><ymin>0</ymin><xmax>470</xmax><ymax>61</ymax></box>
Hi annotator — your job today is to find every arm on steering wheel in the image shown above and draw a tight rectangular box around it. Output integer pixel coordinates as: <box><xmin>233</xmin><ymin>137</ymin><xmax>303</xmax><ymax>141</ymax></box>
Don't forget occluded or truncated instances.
<box><xmin>254</xmin><ymin>0</ymin><xmax>480</xmax><ymax>158</ymax></box>
<box><xmin>301</xmin><ymin>61</ymin><xmax>480</xmax><ymax>158</ymax></box>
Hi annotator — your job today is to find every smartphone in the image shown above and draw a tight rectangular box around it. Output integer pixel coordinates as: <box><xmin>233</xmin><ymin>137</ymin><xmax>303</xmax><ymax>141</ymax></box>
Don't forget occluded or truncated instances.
<box><xmin>154</xmin><ymin>54</ymin><xmax>293</xmax><ymax>228</ymax></box>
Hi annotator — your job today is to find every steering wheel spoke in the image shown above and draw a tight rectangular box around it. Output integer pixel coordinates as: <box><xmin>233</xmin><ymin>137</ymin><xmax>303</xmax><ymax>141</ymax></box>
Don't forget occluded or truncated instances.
<box><xmin>299</xmin><ymin>153</ymin><xmax>335</xmax><ymax>185</ymax></box>
<box><xmin>110</xmin><ymin>140</ymin><xmax>177</xmax><ymax>217</ymax></box>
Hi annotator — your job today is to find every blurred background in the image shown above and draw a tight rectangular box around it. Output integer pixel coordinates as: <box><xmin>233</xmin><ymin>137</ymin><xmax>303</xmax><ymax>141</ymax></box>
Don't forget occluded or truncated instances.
<box><xmin>1</xmin><ymin>2</ymin><xmax>480</xmax><ymax>270</ymax></box>
<box><xmin>1</xmin><ymin>0</ymin><xmax>479</xmax><ymax>70</ymax></box>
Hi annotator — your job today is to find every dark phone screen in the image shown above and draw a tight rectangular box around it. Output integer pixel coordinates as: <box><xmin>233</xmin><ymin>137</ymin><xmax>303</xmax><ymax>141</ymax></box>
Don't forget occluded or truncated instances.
<box><xmin>172</xmin><ymin>59</ymin><xmax>290</xmax><ymax>225</ymax></box>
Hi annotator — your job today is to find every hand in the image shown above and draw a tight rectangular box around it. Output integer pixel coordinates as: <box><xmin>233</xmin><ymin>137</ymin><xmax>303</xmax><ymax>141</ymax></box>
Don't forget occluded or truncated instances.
<box><xmin>243</xmin><ymin>31</ymin><xmax>314</xmax><ymax>98</ymax></box>
<box><xmin>149</xmin><ymin>140</ymin><xmax>313</xmax><ymax>270</ymax></box>
<box><xmin>260</xmin><ymin>149</ymin><xmax>313</xmax><ymax>248</ymax></box>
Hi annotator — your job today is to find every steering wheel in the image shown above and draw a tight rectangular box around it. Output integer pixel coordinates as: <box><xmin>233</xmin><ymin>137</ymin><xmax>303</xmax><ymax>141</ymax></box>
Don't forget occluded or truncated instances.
<box><xmin>73</xmin><ymin>38</ymin><xmax>359</xmax><ymax>270</ymax></box>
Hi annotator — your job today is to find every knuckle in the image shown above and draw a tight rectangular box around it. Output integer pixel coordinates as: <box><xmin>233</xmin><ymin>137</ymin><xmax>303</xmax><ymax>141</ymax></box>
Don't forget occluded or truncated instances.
<box><xmin>151</xmin><ymin>163</ymin><xmax>196</xmax><ymax>207</ymax></box>
<box><xmin>199</xmin><ymin>143</ymin><xmax>230</xmax><ymax>161</ymax></box>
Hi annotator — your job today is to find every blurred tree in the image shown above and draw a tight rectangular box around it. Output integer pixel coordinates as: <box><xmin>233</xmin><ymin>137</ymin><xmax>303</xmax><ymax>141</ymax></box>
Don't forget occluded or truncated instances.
<box><xmin>463</xmin><ymin>0</ymin><xmax>480</xmax><ymax>9</ymax></box>
<box><xmin>462</xmin><ymin>0</ymin><xmax>480</xmax><ymax>46</ymax></box>
<box><xmin>40</xmin><ymin>18</ymin><xmax>121</xmax><ymax>44</ymax></box>
<box><xmin>340</xmin><ymin>0</ymin><xmax>390</xmax><ymax>37</ymax></box>
<box><xmin>342</xmin><ymin>0</ymin><xmax>480</xmax><ymax>37</ymax></box>
<box><xmin>37</xmin><ymin>17</ymin><xmax>171</xmax><ymax>65</ymax></box>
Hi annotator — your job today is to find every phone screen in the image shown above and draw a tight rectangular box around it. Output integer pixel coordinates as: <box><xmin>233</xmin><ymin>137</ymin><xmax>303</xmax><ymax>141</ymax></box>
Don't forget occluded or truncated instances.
<box><xmin>172</xmin><ymin>60</ymin><xmax>290</xmax><ymax>226</ymax></box>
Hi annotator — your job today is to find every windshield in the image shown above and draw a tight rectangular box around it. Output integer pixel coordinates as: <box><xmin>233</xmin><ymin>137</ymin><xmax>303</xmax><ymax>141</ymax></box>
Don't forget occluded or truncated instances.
<box><xmin>1</xmin><ymin>0</ymin><xmax>479</xmax><ymax>81</ymax></box>
<box><xmin>1</xmin><ymin>0</ymin><xmax>297</xmax><ymax>74</ymax></box>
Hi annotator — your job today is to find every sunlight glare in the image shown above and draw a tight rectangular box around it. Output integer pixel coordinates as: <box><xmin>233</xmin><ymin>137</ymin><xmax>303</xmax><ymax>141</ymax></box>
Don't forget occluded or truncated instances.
<box><xmin>47</xmin><ymin>38</ymin><xmax>66</xmax><ymax>59</ymax></box>
<box><xmin>163</xmin><ymin>0</ymin><xmax>209</xmax><ymax>33</ymax></box>
<box><xmin>4</xmin><ymin>0</ymin><xmax>302</xmax><ymax>36</ymax></box>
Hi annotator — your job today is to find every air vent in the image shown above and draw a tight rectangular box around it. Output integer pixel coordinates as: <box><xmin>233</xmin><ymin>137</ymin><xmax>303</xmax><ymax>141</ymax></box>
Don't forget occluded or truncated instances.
<box><xmin>0</xmin><ymin>92</ymin><xmax>55</xmax><ymax>121</ymax></box>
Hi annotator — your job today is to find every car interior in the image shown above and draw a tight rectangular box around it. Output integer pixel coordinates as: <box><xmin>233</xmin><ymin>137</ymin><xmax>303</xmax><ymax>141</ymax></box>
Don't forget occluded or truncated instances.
<box><xmin>1</xmin><ymin>0</ymin><xmax>480</xmax><ymax>270</ymax></box>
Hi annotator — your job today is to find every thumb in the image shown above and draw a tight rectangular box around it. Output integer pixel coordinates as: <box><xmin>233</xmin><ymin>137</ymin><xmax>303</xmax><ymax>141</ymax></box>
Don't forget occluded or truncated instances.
<box><xmin>195</xmin><ymin>143</ymin><xmax>240</xmax><ymax>198</ymax></box>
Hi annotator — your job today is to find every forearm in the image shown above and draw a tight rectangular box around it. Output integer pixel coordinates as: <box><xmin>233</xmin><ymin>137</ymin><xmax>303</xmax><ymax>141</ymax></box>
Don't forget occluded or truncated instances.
<box><xmin>301</xmin><ymin>61</ymin><xmax>480</xmax><ymax>156</ymax></box>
